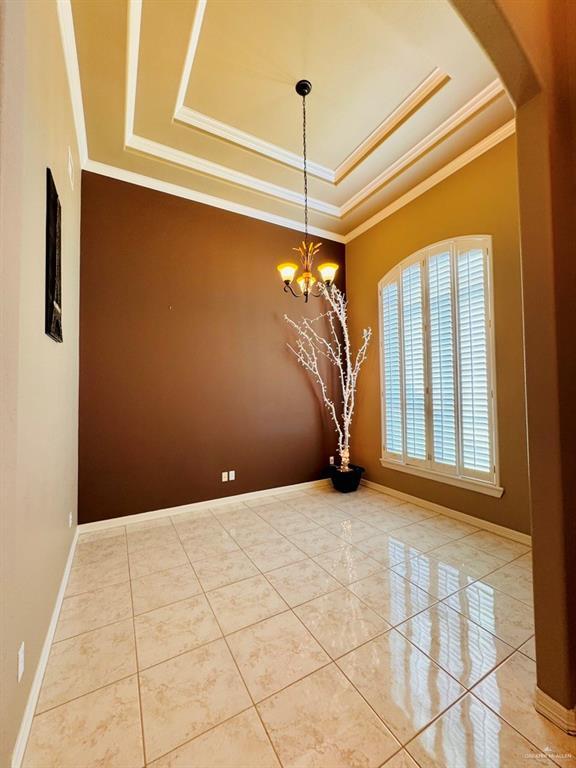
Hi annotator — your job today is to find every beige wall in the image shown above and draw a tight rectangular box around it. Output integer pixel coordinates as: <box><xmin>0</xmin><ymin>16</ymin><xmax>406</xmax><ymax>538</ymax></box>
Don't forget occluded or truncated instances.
<box><xmin>0</xmin><ymin>1</ymin><xmax>81</xmax><ymax>765</ymax></box>
<box><xmin>346</xmin><ymin>137</ymin><xmax>530</xmax><ymax>534</ymax></box>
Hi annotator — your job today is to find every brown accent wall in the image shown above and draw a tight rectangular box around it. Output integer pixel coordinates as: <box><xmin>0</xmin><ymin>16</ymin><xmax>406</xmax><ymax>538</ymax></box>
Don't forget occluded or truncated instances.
<box><xmin>346</xmin><ymin>137</ymin><xmax>530</xmax><ymax>534</ymax></box>
<box><xmin>79</xmin><ymin>172</ymin><xmax>344</xmax><ymax>524</ymax></box>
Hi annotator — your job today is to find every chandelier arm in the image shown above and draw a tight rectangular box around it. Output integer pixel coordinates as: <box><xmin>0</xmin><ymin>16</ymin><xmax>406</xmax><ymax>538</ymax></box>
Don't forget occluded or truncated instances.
<box><xmin>283</xmin><ymin>283</ymin><xmax>299</xmax><ymax>298</ymax></box>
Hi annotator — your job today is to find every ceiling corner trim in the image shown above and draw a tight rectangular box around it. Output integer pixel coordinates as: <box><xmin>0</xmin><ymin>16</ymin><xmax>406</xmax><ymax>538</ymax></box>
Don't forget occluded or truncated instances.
<box><xmin>125</xmin><ymin>133</ymin><xmax>340</xmax><ymax>216</ymax></box>
<box><xmin>340</xmin><ymin>78</ymin><xmax>506</xmax><ymax>216</ymax></box>
<box><xmin>56</xmin><ymin>0</ymin><xmax>88</xmax><ymax>166</ymax></box>
<box><xmin>174</xmin><ymin>106</ymin><xmax>335</xmax><ymax>182</ymax></box>
<box><xmin>124</xmin><ymin>0</ymin><xmax>337</xmax><ymax>216</ymax></box>
<box><xmin>343</xmin><ymin>118</ymin><xmax>516</xmax><ymax>243</ymax></box>
<box><xmin>125</xmin><ymin>0</ymin><xmax>143</xmax><ymax>144</ymax></box>
<box><xmin>83</xmin><ymin>158</ymin><xmax>346</xmax><ymax>243</ymax></box>
<box><xmin>333</xmin><ymin>67</ymin><xmax>450</xmax><ymax>183</ymax></box>
<box><xmin>174</xmin><ymin>0</ymin><xmax>207</xmax><ymax>115</ymax></box>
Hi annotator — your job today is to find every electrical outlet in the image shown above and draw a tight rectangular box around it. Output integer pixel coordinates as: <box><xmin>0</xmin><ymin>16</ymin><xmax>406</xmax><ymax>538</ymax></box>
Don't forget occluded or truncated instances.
<box><xmin>229</xmin><ymin>470</ymin><xmax>236</xmax><ymax>481</ymax></box>
<box><xmin>17</xmin><ymin>642</ymin><xmax>25</xmax><ymax>682</ymax></box>
<box><xmin>68</xmin><ymin>511</ymin><xmax>73</xmax><ymax>528</ymax></box>
<box><xmin>329</xmin><ymin>456</ymin><xmax>335</xmax><ymax>465</ymax></box>
<box><xmin>221</xmin><ymin>471</ymin><xmax>228</xmax><ymax>482</ymax></box>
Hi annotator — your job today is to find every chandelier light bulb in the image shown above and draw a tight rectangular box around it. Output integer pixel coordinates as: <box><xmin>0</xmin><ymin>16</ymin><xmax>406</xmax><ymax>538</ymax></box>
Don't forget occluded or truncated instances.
<box><xmin>277</xmin><ymin>262</ymin><xmax>298</xmax><ymax>284</ymax></box>
<box><xmin>317</xmin><ymin>262</ymin><xmax>339</xmax><ymax>285</ymax></box>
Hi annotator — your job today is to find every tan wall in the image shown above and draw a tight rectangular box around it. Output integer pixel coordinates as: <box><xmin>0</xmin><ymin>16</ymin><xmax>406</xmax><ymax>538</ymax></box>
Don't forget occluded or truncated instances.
<box><xmin>0</xmin><ymin>2</ymin><xmax>81</xmax><ymax>764</ymax></box>
<box><xmin>346</xmin><ymin>137</ymin><xmax>530</xmax><ymax>534</ymax></box>
<box><xmin>78</xmin><ymin>172</ymin><xmax>345</xmax><ymax>524</ymax></box>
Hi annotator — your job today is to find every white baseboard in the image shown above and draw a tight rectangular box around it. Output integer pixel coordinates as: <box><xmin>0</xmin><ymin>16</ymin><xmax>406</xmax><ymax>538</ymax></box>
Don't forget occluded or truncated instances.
<box><xmin>535</xmin><ymin>687</ymin><xmax>576</xmax><ymax>735</ymax></box>
<box><xmin>78</xmin><ymin>479</ymin><xmax>331</xmax><ymax>532</ymax></box>
<box><xmin>361</xmin><ymin>478</ymin><xmax>532</xmax><ymax>546</ymax></box>
<box><xmin>11</xmin><ymin>529</ymin><xmax>79</xmax><ymax>768</ymax></box>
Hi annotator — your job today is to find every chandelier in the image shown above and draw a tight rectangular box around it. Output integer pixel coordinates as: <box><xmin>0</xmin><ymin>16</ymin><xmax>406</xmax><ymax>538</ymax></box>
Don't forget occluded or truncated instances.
<box><xmin>276</xmin><ymin>80</ymin><xmax>339</xmax><ymax>302</ymax></box>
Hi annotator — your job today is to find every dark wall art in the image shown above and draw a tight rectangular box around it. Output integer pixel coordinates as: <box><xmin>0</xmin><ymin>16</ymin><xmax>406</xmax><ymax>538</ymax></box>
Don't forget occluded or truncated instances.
<box><xmin>45</xmin><ymin>168</ymin><xmax>62</xmax><ymax>342</ymax></box>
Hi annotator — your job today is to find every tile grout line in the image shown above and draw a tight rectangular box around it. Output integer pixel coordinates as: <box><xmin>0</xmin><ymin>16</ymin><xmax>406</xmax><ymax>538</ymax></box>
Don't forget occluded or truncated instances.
<box><xmin>123</xmin><ymin>526</ymin><xmax>148</xmax><ymax>768</ymax></box>
<box><xmin>56</xmin><ymin>491</ymin><xmax>537</xmax><ymax>766</ymax></box>
<box><xmin>466</xmin><ymin>676</ymin><xmax>574</xmax><ymax>768</ymax></box>
<box><xmin>169</xmin><ymin>515</ymin><xmax>288</xmax><ymax>768</ymax></box>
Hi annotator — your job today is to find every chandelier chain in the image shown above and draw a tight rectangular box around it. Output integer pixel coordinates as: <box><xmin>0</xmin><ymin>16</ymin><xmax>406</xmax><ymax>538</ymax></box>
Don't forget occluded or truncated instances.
<box><xmin>302</xmin><ymin>93</ymin><xmax>308</xmax><ymax>252</ymax></box>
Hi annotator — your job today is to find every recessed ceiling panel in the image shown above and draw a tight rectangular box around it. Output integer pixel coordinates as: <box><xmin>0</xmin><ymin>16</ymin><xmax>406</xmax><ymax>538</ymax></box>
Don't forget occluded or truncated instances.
<box><xmin>70</xmin><ymin>0</ymin><xmax>514</xmax><ymax>240</ymax></box>
<box><xmin>185</xmin><ymin>0</ymin><xmax>444</xmax><ymax>168</ymax></box>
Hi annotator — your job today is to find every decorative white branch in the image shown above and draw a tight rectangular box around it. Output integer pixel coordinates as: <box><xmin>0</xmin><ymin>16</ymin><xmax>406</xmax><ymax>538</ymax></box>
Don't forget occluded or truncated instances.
<box><xmin>284</xmin><ymin>284</ymin><xmax>372</xmax><ymax>471</ymax></box>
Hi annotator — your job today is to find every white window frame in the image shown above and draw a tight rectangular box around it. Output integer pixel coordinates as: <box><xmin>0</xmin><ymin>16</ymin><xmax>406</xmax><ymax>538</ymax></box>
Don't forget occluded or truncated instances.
<box><xmin>378</xmin><ymin>236</ymin><xmax>503</xmax><ymax>498</ymax></box>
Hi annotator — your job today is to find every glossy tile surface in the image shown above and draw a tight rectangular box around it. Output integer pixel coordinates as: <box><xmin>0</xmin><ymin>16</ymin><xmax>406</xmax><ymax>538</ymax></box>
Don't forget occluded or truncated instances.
<box><xmin>207</xmin><ymin>574</ymin><xmax>288</xmax><ymax>634</ymax></box>
<box><xmin>397</xmin><ymin>603</ymin><xmax>514</xmax><ymax>687</ymax></box>
<box><xmin>37</xmin><ymin>619</ymin><xmax>136</xmax><ymax>712</ymax></box>
<box><xmin>294</xmin><ymin>588</ymin><xmax>389</xmax><ymax>658</ymax></box>
<box><xmin>27</xmin><ymin>488</ymin><xmax>545</xmax><ymax>768</ymax></box>
<box><xmin>519</xmin><ymin>635</ymin><xmax>536</xmax><ymax>660</ymax></box>
<box><xmin>54</xmin><ymin>581</ymin><xmax>132</xmax><ymax>641</ymax></box>
<box><xmin>227</xmin><ymin>611</ymin><xmax>329</xmax><ymax>700</ymax></box>
<box><xmin>265</xmin><ymin>559</ymin><xmax>341</xmax><ymax>607</ymax></box>
<box><xmin>427</xmin><ymin>540</ymin><xmax>505</xmax><ymax>578</ymax></box>
<box><xmin>313</xmin><ymin>545</ymin><xmax>383</xmax><ymax>585</ymax></box>
<box><xmin>244</xmin><ymin>537</ymin><xmax>307</xmax><ymax>572</ymax></box>
<box><xmin>148</xmin><ymin>709</ymin><xmax>280</xmax><ymax>767</ymax></box>
<box><xmin>193</xmin><ymin>549</ymin><xmax>259</xmax><ymax>591</ymax></box>
<box><xmin>258</xmin><ymin>665</ymin><xmax>400</xmax><ymax>767</ymax></box>
<box><xmin>407</xmin><ymin>693</ymin><xmax>557</xmax><ymax>767</ymax></box>
<box><xmin>23</xmin><ymin>676</ymin><xmax>144</xmax><ymax>768</ymax></box>
<box><xmin>128</xmin><ymin>541</ymin><xmax>188</xmax><ymax>579</ymax></box>
<box><xmin>472</xmin><ymin>652</ymin><xmax>576</xmax><ymax>764</ymax></box>
<box><xmin>131</xmin><ymin>563</ymin><xmax>202</xmax><ymax>615</ymax></box>
<box><xmin>481</xmin><ymin>562</ymin><xmax>534</xmax><ymax>605</ymax></box>
<box><xmin>135</xmin><ymin>594</ymin><xmax>221</xmax><ymax>668</ymax></box>
<box><xmin>463</xmin><ymin>529</ymin><xmax>530</xmax><ymax>561</ymax></box>
<box><xmin>383</xmin><ymin>751</ymin><xmax>420</xmax><ymax>768</ymax></box>
<box><xmin>139</xmin><ymin>639</ymin><xmax>251</xmax><ymax>761</ymax></box>
<box><xmin>348</xmin><ymin>570</ymin><xmax>436</xmax><ymax>626</ymax></box>
<box><xmin>391</xmin><ymin>552</ymin><xmax>477</xmax><ymax>599</ymax></box>
<box><xmin>444</xmin><ymin>580</ymin><xmax>535</xmax><ymax>647</ymax></box>
<box><xmin>338</xmin><ymin>630</ymin><xmax>465</xmax><ymax>743</ymax></box>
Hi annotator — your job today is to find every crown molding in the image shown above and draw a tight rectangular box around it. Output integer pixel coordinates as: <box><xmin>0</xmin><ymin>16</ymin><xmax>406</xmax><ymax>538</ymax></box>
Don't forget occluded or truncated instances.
<box><xmin>83</xmin><ymin>159</ymin><xmax>346</xmax><ymax>242</ymax></box>
<box><xmin>61</xmin><ymin>0</ymin><xmax>514</xmax><ymax>246</ymax></box>
<box><xmin>344</xmin><ymin>119</ymin><xmax>515</xmax><ymax>242</ymax></box>
<box><xmin>56</xmin><ymin>0</ymin><xmax>88</xmax><ymax>165</ymax></box>
<box><xmin>174</xmin><ymin>105</ymin><xmax>335</xmax><ymax>181</ymax></box>
<box><xmin>174</xmin><ymin>0</ymin><xmax>207</xmax><ymax>117</ymax></box>
<box><xmin>333</xmin><ymin>67</ymin><xmax>450</xmax><ymax>183</ymax></box>
<box><xmin>124</xmin><ymin>0</ymin><xmax>337</xmax><ymax>215</ymax></box>
<box><xmin>341</xmin><ymin>78</ymin><xmax>505</xmax><ymax>215</ymax></box>
<box><xmin>125</xmin><ymin>133</ymin><xmax>340</xmax><ymax>216</ymax></box>
<box><xmin>125</xmin><ymin>0</ymin><xmax>142</xmax><ymax>144</ymax></box>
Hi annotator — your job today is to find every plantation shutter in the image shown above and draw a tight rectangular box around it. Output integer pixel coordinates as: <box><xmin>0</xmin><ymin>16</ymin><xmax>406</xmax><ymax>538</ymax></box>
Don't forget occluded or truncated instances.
<box><xmin>427</xmin><ymin>250</ymin><xmax>457</xmax><ymax>468</ymax></box>
<box><xmin>456</xmin><ymin>246</ymin><xmax>492</xmax><ymax>476</ymax></box>
<box><xmin>401</xmin><ymin>262</ymin><xmax>426</xmax><ymax>461</ymax></box>
<box><xmin>379</xmin><ymin>236</ymin><xmax>497</xmax><ymax>490</ymax></box>
<box><xmin>381</xmin><ymin>281</ymin><xmax>403</xmax><ymax>455</ymax></box>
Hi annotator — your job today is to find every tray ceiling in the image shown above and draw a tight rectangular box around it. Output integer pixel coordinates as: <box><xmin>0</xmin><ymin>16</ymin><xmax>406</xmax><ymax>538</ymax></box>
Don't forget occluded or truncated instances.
<box><xmin>70</xmin><ymin>0</ymin><xmax>514</xmax><ymax>241</ymax></box>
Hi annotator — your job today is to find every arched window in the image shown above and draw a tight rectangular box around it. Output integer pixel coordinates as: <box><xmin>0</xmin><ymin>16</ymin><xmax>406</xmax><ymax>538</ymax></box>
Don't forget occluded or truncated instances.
<box><xmin>379</xmin><ymin>236</ymin><xmax>501</xmax><ymax>496</ymax></box>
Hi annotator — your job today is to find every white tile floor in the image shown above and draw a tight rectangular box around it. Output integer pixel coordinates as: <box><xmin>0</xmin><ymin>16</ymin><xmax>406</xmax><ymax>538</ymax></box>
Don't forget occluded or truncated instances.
<box><xmin>22</xmin><ymin>485</ymin><xmax>576</xmax><ymax>767</ymax></box>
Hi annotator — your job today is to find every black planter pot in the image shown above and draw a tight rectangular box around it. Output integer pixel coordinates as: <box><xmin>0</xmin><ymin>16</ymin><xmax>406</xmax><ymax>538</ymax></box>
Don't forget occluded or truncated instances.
<box><xmin>328</xmin><ymin>464</ymin><xmax>365</xmax><ymax>493</ymax></box>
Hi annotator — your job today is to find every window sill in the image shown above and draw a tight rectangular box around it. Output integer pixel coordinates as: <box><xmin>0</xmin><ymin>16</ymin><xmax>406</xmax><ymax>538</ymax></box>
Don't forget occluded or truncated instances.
<box><xmin>379</xmin><ymin>458</ymin><xmax>504</xmax><ymax>498</ymax></box>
